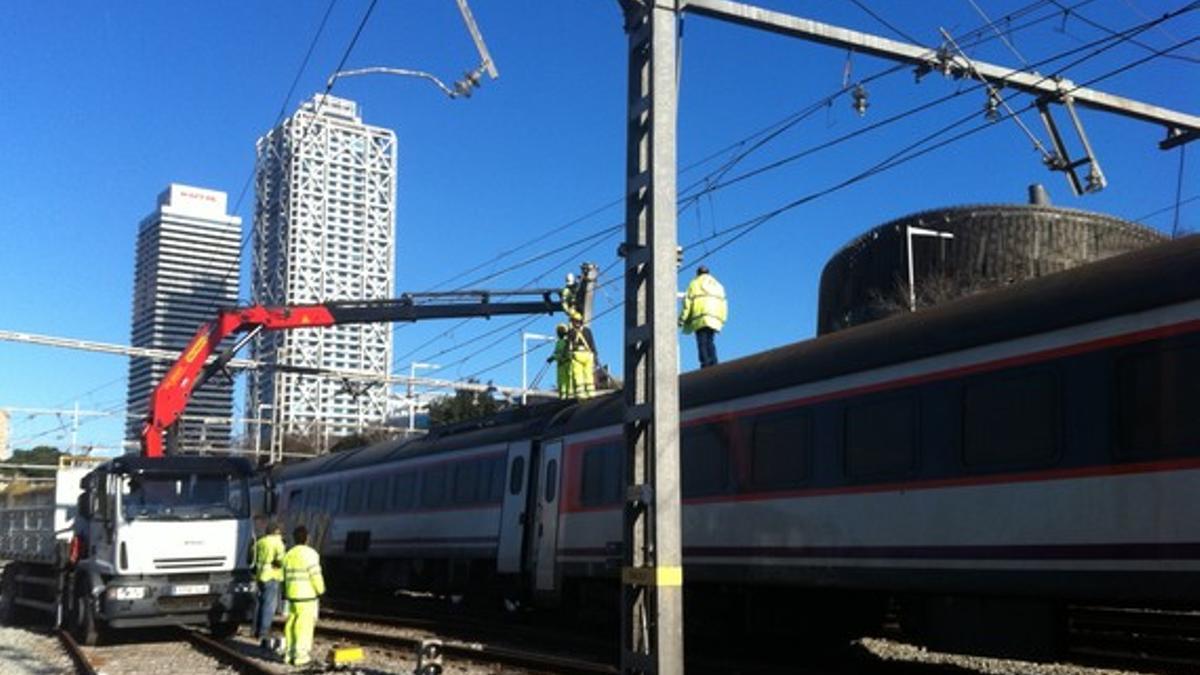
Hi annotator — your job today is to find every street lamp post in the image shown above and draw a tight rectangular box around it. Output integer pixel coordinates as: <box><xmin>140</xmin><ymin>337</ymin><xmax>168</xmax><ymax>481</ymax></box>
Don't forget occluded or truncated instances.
<box><xmin>408</xmin><ymin>362</ymin><xmax>440</xmax><ymax>432</ymax></box>
<box><xmin>906</xmin><ymin>225</ymin><xmax>955</xmax><ymax>311</ymax></box>
<box><xmin>521</xmin><ymin>332</ymin><xmax>556</xmax><ymax>405</ymax></box>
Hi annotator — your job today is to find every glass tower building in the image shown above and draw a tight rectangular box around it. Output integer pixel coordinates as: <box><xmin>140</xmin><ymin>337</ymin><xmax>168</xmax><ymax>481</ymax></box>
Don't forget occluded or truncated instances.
<box><xmin>125</xmin><ymin>184</ymin><xmax>242</xmax><ymax>452</ymax></box>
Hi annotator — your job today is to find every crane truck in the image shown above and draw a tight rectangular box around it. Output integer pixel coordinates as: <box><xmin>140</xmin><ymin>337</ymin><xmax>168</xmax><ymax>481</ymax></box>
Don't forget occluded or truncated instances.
<box><xmin>0</xmin><ymin>273</ymin><xmax>591</xmax><ymax>645</ymax></box>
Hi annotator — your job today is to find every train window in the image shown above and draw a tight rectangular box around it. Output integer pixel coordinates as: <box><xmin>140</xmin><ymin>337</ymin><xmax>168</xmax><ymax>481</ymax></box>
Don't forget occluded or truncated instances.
<box><xmin>325</xmin><ymin>483</ymin><xmax>342</xmax><ymax>514</ymax></box>
<box><xmin>681</xmin><ymin>423</ymin><xmax>731</xmax><ymax>498</ymax></box>
<box><xmin>544</xmin><ymin>460</ymin><xmax>558</xmax><ymax>502</ymax></box>
<box><xmin>420</xmin><ymin>465</ymin><xmax>448</xmax><ymax>508</ymax></box>
<box><xmin>344</xmin><ymin>480</ymin><xmax>364</xmax><ymax>514</ymax></box>
<box><xmin>392</xmin><ymin>471</ymin><xmax>416</xmax><ymax>510</ymax></box>
<box><xmin>845</xmin><ymin>395</ymin><xmax>916</xmax><ymax>478</ymax></box>
<box><xmin>303</xmin><ymin>486</ymin><xmax>322</xmax><ymax>512</ymax></box>
<box><xmin>367</xmin><ymin>476</ymin><xmax>389</xmax><ymax>512</ymax></box>
<box><xmin>581</xmin><ymin>444</ymin><xmax>622</xmax><ymax>507</ymax></box>
<box><xmin>508</xmin><ymin>456</ymin><xmax>525</xmax><ymax>495</ymax></box>
<box><xmin>454</xmin><ymin>461</ymin><xmax>480</xmax><ymax>504</ymax></box>
<box><xmin>1116</xmin><ymin>345</ymin><xmax>1200</xmax><ymax>459</ymax></box>
<box><xmin>964</xmin><ymin>369</ymin><xmax>1058</xmax><ymax>467</ymax></box>
<box><xmin>749</xmin><ymin>409</ymin><xmax>810</xmax><ymax>491</ymax></box>
<box><xmin>487</xmin><ymin>457</ymin><xmax>506</xmax><ymax>502</ymax></box>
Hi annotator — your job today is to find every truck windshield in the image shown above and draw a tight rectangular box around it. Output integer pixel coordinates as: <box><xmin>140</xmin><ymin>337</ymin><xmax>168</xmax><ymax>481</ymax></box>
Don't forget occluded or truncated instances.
<box><xmin>120</xmin><ymin>473</ymin><xmax>248</xmax><ymax>521</ymax></box>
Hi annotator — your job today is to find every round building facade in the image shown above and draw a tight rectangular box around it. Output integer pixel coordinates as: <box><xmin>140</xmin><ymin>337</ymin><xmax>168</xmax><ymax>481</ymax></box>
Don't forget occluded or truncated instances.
<box><xmin>817</xmin><ymin>204</ymin><xmax>1167</xmax><ymax>335</ymax></box>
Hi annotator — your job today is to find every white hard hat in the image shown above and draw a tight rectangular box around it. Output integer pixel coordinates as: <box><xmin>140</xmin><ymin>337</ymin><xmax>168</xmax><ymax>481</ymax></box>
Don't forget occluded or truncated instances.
<box><xmin>565</xmin><ymin>272</ymin><xmax>576</xmax><ymax>285</ymax></box>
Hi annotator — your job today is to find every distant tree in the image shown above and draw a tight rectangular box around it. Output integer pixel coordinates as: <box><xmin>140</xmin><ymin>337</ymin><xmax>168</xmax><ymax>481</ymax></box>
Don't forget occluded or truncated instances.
<box><xmin>4</xmin><ymin>445</ymin><xmax>63</xmax><ymax>466</ymax></box>
<box><xmin>427</xmin><ymin>385</ymin><xmax>504</xmax><ymax>427</ymax></box>
<box><xmin>280</xmin><ymin>433</ymin><xmax>321</xmax><ymax>457</ymax></box>
<box><xmin>328</xmin><ymin>429</ymin><xmax>402</xmax><ymax>453</ymax></box>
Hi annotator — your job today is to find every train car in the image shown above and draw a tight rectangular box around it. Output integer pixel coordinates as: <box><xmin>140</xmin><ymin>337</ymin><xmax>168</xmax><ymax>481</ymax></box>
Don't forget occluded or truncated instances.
<box><xmin>267</xmin><ymin>234</ymin><xmax>1200</xmax><ymax>656</ymax></box>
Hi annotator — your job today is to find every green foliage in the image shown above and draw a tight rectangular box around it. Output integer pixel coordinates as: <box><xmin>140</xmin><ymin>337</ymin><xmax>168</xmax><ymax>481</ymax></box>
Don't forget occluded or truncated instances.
<box><xmin>427</xmin><ymin>387</ymin><xmax>503</xmax><ymax>427</ymax></box>
<box><xmin>3</xmin><ymin>445</ymin><xmax>63</xmax><ymax>466</ymax></box>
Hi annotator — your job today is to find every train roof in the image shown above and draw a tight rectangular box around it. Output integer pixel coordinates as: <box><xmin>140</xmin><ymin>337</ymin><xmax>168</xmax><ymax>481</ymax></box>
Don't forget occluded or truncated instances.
<box><xmin>273</xmin><ymin>400</ymin><xmax>574</xmax><ymax>482</ymax></box>
<box><xmin>272</xmin><ymin>234</ymin><xmax>1200</xmax><ymax>473</ymax></box>
<box><xmin>558</xmin><ymin>233</ymin><xmax>1200</xmax><ymax>432</ymax></box>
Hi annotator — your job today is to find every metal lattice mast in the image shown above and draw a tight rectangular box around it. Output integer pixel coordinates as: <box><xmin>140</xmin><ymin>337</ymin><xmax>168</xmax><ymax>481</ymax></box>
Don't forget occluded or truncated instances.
<box><xmin>620</xmin><ymin>2</ymin><xmax>684</xmax><ymax>673</ymax></box>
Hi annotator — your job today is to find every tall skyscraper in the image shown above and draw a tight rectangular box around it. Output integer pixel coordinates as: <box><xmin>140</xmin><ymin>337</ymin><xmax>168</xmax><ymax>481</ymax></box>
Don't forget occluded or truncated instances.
<box><xmin>249</xmin><ymin>94</ymin><xmax>397</xmax><ymax>457</ymax></box>
<box><xmin>126</xmin><ymin>184</ymin><xmax>242</xmax><ymax>452</ymax></box>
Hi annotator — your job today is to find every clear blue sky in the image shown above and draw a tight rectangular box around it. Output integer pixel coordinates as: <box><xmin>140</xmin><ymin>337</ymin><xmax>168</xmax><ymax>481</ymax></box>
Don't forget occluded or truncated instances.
<box><xmin>1</xmin><ymin>0</ymin><xmax>1195</xmax><ymax>454</ymax></box>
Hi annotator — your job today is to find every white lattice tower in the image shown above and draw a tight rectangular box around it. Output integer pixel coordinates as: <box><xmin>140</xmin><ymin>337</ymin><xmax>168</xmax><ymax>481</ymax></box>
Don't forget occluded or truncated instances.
<box><xmin>250</xmin><ymin>94</ymin><xmax>397</xmax><ymax>457</ymax></box>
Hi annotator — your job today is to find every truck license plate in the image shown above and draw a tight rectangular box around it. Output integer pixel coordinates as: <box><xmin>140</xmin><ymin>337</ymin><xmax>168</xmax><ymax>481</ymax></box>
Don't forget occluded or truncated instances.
<box><xmin>170</xmin><ymin>584</ymin><xmax>210</xmax><ymax>596</ymax></box>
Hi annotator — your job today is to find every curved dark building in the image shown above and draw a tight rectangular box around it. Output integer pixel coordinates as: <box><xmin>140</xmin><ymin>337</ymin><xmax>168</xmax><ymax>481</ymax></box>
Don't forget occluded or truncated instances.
<box><xmin>817</xmin><ymin>202</ymin><xmax>1166</xmax><ymax>335</ymax></box>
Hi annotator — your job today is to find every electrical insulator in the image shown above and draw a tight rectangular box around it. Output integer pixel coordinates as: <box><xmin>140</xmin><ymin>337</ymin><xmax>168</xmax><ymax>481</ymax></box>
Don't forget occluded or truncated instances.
<box><xmin>985</xmin><ymin>91</ymin><xmax>1001</xmax><ymax>122</ymax></box>
<box><xmin>852</xmin><ymin>84</ymin><xmax>869</xmax><ymax>117</ymax></box>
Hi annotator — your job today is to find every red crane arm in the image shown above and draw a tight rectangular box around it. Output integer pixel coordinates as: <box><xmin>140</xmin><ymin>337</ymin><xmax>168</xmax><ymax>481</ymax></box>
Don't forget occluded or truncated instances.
<box><xmin>142</xmin><ymin>306</ymin><xmax>337</xmax><ymax>458</ymax></box>
<box><xmin>139</xmin><ymin>290</ymin><xmax>561</xmax><ymax>458</ymax></box>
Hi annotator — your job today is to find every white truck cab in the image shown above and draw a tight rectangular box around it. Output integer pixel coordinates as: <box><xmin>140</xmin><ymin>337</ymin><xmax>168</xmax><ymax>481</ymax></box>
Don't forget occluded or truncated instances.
<box><xmin>1</xmin><ymin>455</ymin><xmax>257</xmax><ymax>644</ymax></box>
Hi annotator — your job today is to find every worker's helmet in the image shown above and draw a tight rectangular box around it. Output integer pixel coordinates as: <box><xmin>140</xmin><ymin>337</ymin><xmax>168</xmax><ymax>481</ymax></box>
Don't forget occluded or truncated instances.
<box><xmin>565</xmin><ymin>272</ymin><xmax>576</xmax><ymax>286</ymax></box>
<box><xmin>556</xmin><ymin>323</ymin><xmax>568</xmax><ymax>336</ymax></box>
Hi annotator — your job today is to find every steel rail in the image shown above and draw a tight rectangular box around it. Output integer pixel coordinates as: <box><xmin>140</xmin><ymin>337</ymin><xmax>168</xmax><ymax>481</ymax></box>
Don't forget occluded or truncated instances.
<box><xmin>56</xmin><ymin>629</ymin><xmax>98</xmax><ymax>675</ymax></box>
<box><xmin>179</xmin><ymin>627</ymin><xmax>281</xmax><ymax>675</ymax></box>
<box><xmin>314</xmin><ymin>621</ymin><xmax>617</xmax><ymax>674</ymax></box>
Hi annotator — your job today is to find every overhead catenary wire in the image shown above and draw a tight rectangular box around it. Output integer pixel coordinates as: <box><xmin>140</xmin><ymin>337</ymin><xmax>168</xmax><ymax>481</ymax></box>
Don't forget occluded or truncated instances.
<box><xmin>457</xmin><ymin>30</ymin><xmax>1200</xmax><ymax>381</ymax></box>
<box><xmin>1050</xmin><ymin>0</ymin><xmax>1200</xmax><ymax>63</ymax></box>
<box><xmin>402</xmin><ymin>1</ymin><xmax>1193</xmax><ymax>378</ymax></box>
<box><xmin>28</xmin><ymin>2</ymin><xmax>346</xmax><ymax>444</ymax></box>
<box><xmin>677</xmin><ymin>2</ymin><xmax>1196</xmax><ymax>209</ymax></box>
<box><xmin>965</xmin><ymin>0</ymin><xmax>1031</xmax><ymax>64</ymax></box>
<box><xmin>401</xmin><ymin>0</ymin><xmax>1111</xmax><ymax>375</ymax></box>
<box><xmin>849</xmin><ymin>0</ymin><xmax>922</xmax><ymax>43</ymax></box>
<box><xmin>412</xmin><ymin>0</ymin><xmax>1088</xmax><ymax>300</ymax></box>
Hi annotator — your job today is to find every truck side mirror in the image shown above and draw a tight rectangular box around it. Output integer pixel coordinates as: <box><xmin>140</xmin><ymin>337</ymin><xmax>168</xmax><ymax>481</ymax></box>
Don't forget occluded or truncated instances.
<box><xmin>77</xmin><ymin>493</ymin><xmax>91</xmax><ymax>519</ymax></box>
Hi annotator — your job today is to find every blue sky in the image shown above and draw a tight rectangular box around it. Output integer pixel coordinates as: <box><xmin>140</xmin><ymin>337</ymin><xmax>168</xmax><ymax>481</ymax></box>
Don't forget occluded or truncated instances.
<box><xmin>0</xmin><ymin>0</ymin><xmax>1195</xmax><ymax>454</ymax></box>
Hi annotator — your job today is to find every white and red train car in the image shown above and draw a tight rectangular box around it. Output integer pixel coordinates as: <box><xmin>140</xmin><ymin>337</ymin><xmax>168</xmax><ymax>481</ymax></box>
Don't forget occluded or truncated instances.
<box><xmin>267</xmin><ymin>234</ymin><xmax>1200</xmax><ymax>655</ymax></box>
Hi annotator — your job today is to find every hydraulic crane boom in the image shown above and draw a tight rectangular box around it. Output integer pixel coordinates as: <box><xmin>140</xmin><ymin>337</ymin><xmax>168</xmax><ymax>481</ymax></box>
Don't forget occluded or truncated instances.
<box><xmin>141</xmin><ymin>289</ymin><xmax>560</xmax><ymax>457</ymax></box>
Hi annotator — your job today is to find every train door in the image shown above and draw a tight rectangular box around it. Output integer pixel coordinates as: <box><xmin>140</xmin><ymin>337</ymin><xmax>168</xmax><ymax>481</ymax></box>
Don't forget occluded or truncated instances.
<box><xmin>531</xmin><ymin>440</ymin><xmax>563</xmax><ymax>592</ymax></box>
<box><xmin>497</xmin><ymin>441</ymin><xmax>531</xmax><ymax>574</ymax></box>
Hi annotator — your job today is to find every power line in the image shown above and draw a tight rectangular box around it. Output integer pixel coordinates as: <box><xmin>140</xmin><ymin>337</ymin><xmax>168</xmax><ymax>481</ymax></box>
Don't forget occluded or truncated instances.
<box><xmin>848</xmin><ymin>0</ymin><xmax>921</xmax><ymax>43</ymax></box>
<box><xmin>399</xmin><ymin>0</ymin><xmax>1186</xmax><ymax>377</ymax></box>
<box><xmin>1052</xmin><ymin>0</ymin><xmax>1200</xmax><ymax>64</ymax></box>
<box><xmin>677</xmin><ymin>3</ymin><xmax>1196</xmax><ymax>207</ymax></box>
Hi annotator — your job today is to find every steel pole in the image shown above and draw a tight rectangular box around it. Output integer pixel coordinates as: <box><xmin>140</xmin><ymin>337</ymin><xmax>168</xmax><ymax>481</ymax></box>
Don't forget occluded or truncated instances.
<box><xmin>621</xmin><ymin>2</ymin><xmax>684</xmax><ymax>672</ymax></box>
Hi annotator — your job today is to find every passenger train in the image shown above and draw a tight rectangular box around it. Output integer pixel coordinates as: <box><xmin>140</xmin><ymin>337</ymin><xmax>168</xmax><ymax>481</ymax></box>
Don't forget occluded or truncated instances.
<box><xmin>260</xmin><ymin>234</ymin><xmax>1200</xmax><ymax>656</ymax></box>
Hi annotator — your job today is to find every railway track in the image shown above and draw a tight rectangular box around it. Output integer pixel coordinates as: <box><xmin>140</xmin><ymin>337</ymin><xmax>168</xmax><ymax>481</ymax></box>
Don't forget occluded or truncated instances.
<box><xmin>1068</xmin><ymin>605</ymin><xmax>1200</xmax><ymax>674</ymax></box>
<box><xmin>316</xmin><ymin>613</ymin><xmax>617</xmax><ymax>674</ymax></box>
<box><xmin>56</xmin><ymin>626</ymin><xmax>280</xmax><ymax>675</ymax></box>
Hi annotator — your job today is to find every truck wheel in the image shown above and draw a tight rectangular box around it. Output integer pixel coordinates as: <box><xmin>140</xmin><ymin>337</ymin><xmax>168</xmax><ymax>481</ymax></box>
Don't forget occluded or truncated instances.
<box><xmin>69</xmin><ymin>579</ymin><xmax>100</xmax><ymax>646</ymax></box>
<box><xmin>208</xmin><ymin>621</ymin><xmax>239</xmax><ymax>639</ymax></box>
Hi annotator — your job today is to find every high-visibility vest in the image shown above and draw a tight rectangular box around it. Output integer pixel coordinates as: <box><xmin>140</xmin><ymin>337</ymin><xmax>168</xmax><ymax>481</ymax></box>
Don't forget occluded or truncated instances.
<box><xmin>282</xmin><ymin>544</ymin><xmax>325</xmax><ymax>602</ymax></box>
<box><xmin>551</xmin><ymin>337</ymin><xmax>572</xmax><ymax>398</ymax></box>
<box><xmin>254</xmin><ymin>533</ymin><xmax>286</xmax><ymax>583</ymax></box>
<box><xmin>679</xmin><ymin>274</ymin><xmax>727</xmax><ymax>333</ymax></box>
<box><xmin>561</xmin><ymin>285</ymin><xmax>582</xmax><ymax>322</ymax></box>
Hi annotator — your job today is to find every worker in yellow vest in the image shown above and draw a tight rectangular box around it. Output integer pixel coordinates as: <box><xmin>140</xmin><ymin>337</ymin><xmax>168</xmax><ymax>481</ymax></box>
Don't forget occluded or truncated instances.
<box><xmin>679</xmin><ymin>265</ymin><xmax>727</xmax><ymax>368</ymax></box>
<box><xmin>569</xmin><ymin>321</ymin><xmax>596</xmax><ymax>399</ymax></box>
<box><xmin>561</xmin><ymin>272</ymin><xmax>583</xmax><ymax>323</ymax></box>
<box><xmin>548</xmin><ymin>323</ymin><xmax>573</xmax><ymax>398</ymax></box>
<box><xmin>253</xmin><ymin>522</ymin><xmax>286</xmax><ymax>648</ymax></box>
<box><xmin>281</xmin><ymin>525</ymin><xmax>325</xmax><ymax>667</ymax></box>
